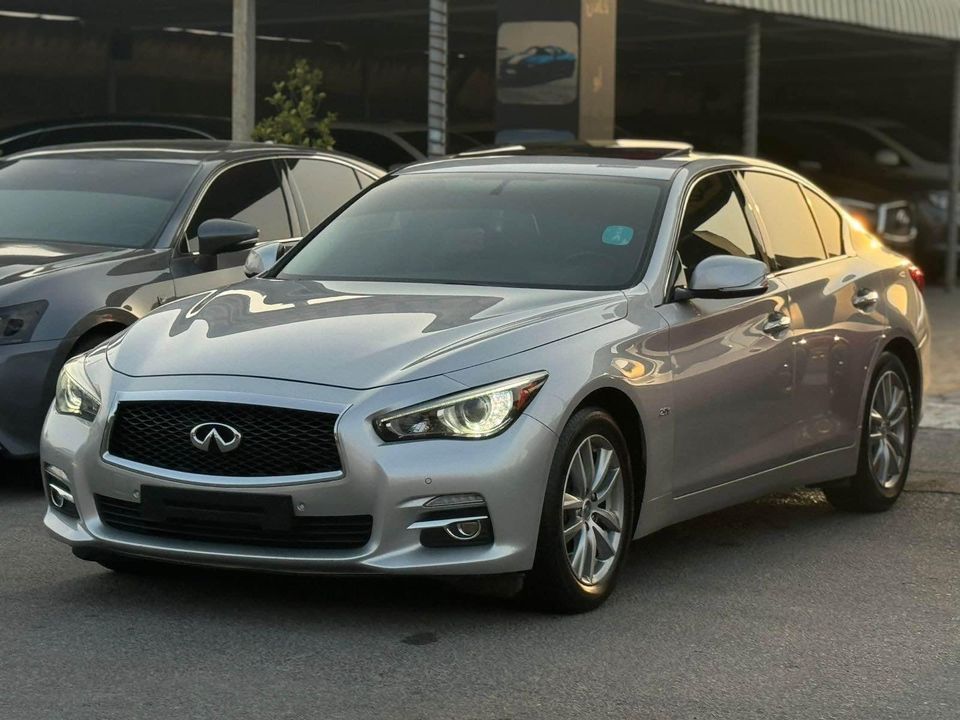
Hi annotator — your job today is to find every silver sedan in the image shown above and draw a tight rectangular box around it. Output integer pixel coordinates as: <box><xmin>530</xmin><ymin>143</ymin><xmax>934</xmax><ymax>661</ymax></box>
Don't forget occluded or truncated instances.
<box><xmin>41</xmin><ymin>152</ymin><xmax>931</xmax><ymax>612</ymax></box>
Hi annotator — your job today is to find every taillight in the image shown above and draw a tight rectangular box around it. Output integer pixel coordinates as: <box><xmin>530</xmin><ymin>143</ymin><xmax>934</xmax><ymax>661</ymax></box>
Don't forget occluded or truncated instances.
<box><xmin>908</xmin><ymin>264</ymin><xmax>925</xmax><ymax>293</ymax></box>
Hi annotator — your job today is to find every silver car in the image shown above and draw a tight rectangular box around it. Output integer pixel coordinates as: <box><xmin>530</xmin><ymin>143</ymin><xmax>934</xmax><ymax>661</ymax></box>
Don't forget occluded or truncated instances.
<box><xmin>41</xmin><ymin>152</ymin><xmax>931</xmax><ymax>612</ymax></box>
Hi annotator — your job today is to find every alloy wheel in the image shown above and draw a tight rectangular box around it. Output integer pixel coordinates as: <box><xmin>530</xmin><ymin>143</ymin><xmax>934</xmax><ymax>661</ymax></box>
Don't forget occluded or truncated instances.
<box><xmin>561</xmin><ymin>434</ymin><xmax>626</xmax><ymax>586</ymax></box>
<box><xmin>868</xmin><ymin>370</ymin><xmax>910</xmax><ymax>490</ymax></box>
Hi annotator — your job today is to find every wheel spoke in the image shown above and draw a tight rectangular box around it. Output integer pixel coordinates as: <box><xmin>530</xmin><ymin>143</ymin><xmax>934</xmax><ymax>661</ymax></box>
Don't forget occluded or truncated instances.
<box><xmin>592</xmin><ymin>524</ymin><xmax>617</xmax><ymax>561</ymax></box>
<box><xmin>889</xmin><ymin>405</ymin><xmax>908</xmax><ymax>428</ymax></box>
<box><xmin>593</xmin><ymin>508</ymin><xmax>621</xmax><ymax>533</ymax></box>
<box><xmin>887</xmin><ymin>432</ymin><xmax>906</xmax><ymax>461</ymax></box>
<box><xmin>578</xmin><ymin>440</ymin><xmax>595</xmax><ymax>496</ymax></box>
<box><xmin>563</xmin><ymin>492</ymin><xmax>582</xmax><ymax>510</ymax></box>
<box><xmin>564</xmin><ymin>517</ymin><xmax>585</xmax><ymax>543</ymax></box>
<box><xmin>583</xmin><ymin>526</ymin><xmax>597</xmax><ymax>583</ymax></box>
<box><xmin>591</xmin><ymin>448</ymin><xmax>613</xmax><ymax>495</ymax></box>
<box><xmin>594</xmin><ymin>467</ymin><xmax>621</xmax><ymax>503</ymax></box>
<box><xmin>570</xmin><ymin>527</ymin><xmax>588</xmax><ymax>576</ymax></box>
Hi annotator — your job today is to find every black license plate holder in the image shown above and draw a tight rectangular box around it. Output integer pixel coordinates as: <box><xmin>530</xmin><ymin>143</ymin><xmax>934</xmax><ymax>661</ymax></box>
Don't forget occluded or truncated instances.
<box><xmin>139</xmin><ymin>486</ymin><xmax>295</xmax><ymax>532</ymax></box>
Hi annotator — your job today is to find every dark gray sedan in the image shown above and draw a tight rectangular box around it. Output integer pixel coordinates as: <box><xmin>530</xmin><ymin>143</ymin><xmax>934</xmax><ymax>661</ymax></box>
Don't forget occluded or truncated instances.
<box><xmin>0</xmin><ymin>141</ymin><xmax>381</xmax><ymax>459</ymax></box>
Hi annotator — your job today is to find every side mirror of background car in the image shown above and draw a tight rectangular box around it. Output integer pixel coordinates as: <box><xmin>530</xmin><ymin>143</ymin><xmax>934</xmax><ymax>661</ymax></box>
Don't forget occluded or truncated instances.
<box><xmin>244</xmin><ymin>241</ymin><xmax>287</xmax><ymax>277</ymax></box>
<box><xmin>193</xmin><ymin>218</ymin><xmax>260</xmax><ymax>255</ymax></box>
<box><xmin>874</xmin><ymin>149</ymin><xmax>902</xmax><ymax>167</ymax></box>
<box><xmin>677</xmin><ymin>255</ymin><xmax>769</xmax><ymax>301</ymax></box>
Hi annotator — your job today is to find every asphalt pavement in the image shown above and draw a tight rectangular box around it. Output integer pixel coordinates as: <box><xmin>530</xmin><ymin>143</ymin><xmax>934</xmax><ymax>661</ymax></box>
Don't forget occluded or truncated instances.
<box><xmin>1</xmin><ymin>424</ymin><xmax>958</xmax><ymax>720</ymax></box>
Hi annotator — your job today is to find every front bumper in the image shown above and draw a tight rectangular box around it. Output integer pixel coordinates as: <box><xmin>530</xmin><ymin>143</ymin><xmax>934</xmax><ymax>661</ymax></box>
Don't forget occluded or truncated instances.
<box><xmin>40</xmin><ymin>372</ymin><xmax>558</xmax><ymax>576</ymax></box>
<box><xmin>0</xmin><ymin>339</ymin><xmax>61</xmax><ymax>459</ymax></box>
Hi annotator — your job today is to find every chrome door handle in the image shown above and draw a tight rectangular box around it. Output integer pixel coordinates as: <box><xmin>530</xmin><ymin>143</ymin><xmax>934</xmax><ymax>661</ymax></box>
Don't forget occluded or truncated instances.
<box><xmin>853</xmin><ymin>289</ymin><xmax>879</xmax><ymax>310</ymax></box>
<box><xmin>762</xmin><ymin>312</ymin><xmax>791</xmax><ymax>335</ymax></box>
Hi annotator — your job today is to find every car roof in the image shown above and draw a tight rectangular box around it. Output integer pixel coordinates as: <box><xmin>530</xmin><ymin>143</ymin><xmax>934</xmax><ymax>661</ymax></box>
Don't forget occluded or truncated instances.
<box><xmin>2</xmin><ymin>139</ymin><xmax>381</xmax><ymax>170</ymax></box>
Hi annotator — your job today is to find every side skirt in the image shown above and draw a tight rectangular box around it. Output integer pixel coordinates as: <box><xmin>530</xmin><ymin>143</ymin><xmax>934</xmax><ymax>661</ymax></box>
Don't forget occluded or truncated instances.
<box><xmin>633</xmin><ymin>445</ymin><xmax>858</xmax><ymax>540</ymax></box>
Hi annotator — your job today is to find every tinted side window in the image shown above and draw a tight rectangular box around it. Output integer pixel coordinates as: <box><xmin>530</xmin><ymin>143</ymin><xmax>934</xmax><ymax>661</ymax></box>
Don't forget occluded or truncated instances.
<box><xmin>743</xmin><ymin>172</ymin><xmax>826</xmax><ymax>270</ymax></box>
<box><xmin>187</xmin><ymin>161</ymin><xmax>291</xmax><ymax>242</ymax></box>
<box><xmin>803</xmin><ymin>188</ymin><xmax>844</xmax><ymax>257</ymax></box>
<box><xmin>329</xmin><ymin>129</ymin><xmax>416</xmax><ymax>168</ymax></box>
<box><xmin>677</xmin><ymin>172</ymin><xmax>760</xmax><ymax>278</ymax></box>
<box><xmin>286</xmin><ymin>159</ymin><xmax>361</xmax><ymax>228</ymax></box>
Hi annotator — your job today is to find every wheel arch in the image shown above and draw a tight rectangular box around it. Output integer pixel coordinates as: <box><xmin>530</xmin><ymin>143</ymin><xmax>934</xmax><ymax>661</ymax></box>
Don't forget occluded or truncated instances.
<box><xmin>570</xmin><ymin>386</ymin><xmax>647</xmax><ymax>531</ymax></box>
<box><xmin>881</xmin><ymin>335</ymin><xmax>922</xmax><ymax>420</ymax></box>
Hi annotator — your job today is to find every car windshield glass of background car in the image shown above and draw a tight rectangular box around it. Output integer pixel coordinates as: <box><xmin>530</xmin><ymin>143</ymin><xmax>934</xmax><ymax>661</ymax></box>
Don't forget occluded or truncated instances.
<box><xmin>278</xmin><ymin>173</ymin><xmax>666</xmax><ymax>289</ymax></box>
<box><xmin>0</xmin><ymin>157</ymin><xmax>198</xmax><ymax>248</ymax></box>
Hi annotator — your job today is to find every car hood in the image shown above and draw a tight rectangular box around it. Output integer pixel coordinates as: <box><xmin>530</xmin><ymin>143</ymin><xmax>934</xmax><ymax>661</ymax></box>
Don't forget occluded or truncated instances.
<box><xmin>0</xmin><ymin>240</ymin><xmax>130</xmax><ymax>284</ymax></box>
<box><xmin>107</xmin><ymin>278</ymin><xmax>627</xmax><ymax>389</ymax></box>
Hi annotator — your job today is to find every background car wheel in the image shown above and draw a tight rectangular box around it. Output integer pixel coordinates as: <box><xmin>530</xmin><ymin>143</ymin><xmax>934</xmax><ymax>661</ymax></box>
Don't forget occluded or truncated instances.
<box><xmin>523</xmin><ymin>408</ymin><xmax>635</xmax><ymax>613</ymax></box>
<box><xmin>822</xmin><ymin>352</ymin><xmax>914</xmax><ymax>513</ymax></box>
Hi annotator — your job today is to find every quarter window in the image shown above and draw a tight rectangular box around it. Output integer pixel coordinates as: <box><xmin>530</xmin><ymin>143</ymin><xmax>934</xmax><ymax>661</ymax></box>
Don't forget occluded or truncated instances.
<box><xmin>743</xmin><ymin>172</ymin><xmax>826</xmax><ymax>270</ymax></box>
<box><xmin>676</xmin><ymin>172</ymin><xmax>761</xmax><ymax>280</ymax></box>
<box><xmin>803</xmin><ymin>188</ymin><xmax>844</xmax><ymax>257</ymax></box>
<box><xmin>187</xmin><ymin>161</ymin><xmax>291</xmax><ymax>242</ymax></box>
<box><xmin>286</xmin><ymin>159</ymin><xmax>361</xmax><ymax>228</ymax></box>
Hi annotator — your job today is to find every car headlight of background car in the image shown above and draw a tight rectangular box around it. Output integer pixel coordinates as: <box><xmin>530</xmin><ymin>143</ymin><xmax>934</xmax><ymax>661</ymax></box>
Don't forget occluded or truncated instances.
<box><xmin>55</xmin><ymin>355</ymin><xmax>101</xmax><ymax>421</ymax></box>
<box><xmin>374</xmin><ymin>372</ymin><xmax>547</xmax><ymax>441</ymax></box>
<box><xmin>0</xmin><ymin>299</ymin><xmax>48</xmax><ymax>345</ymax></box>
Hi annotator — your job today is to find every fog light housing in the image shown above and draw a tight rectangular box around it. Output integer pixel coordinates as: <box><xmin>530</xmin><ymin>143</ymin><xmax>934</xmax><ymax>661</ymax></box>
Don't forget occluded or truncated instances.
<box><xmin>44</xmin><ymin>465</ymin><xmax>78</xmax><ymax>519</ymax></box>
<box><xmin>446</xmin><ymin>520</ymin><xmax>483</xmax><ymax>541</ymax></box>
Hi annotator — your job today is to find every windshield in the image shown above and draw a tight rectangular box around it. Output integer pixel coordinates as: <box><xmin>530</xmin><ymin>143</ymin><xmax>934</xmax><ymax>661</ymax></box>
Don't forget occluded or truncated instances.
<box><xmin>0</xmin><ymin>157</ymin><xmax>198</xmax><ymax>248</ymax></box>
<box><xmin>879</xmin><ymin>125</ymin><xmax>947</xmax><ymax>163</ymax></box>
<box><xmin>277</xmin><ymin>172</ymin><xmax>667</xmax><ymax>290</ymax></box>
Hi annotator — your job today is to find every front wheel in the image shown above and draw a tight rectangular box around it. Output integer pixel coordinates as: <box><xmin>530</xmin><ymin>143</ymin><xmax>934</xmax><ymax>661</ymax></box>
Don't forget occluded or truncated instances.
<box><xmin>523</xmin><ymin>408</ymin><xmax>635</xmax><ymax>613</ymax></box>
<box><xmin>823</xmin><ymin>352</ymin><xmax>914</xmax><ymax>513</ymax></box>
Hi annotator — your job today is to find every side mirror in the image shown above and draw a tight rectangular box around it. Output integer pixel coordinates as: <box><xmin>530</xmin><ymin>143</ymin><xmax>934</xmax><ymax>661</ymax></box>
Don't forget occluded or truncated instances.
<box><xmin>244</xmin><ymin>241</ymin><xmax>286</xmax><ymax>277</ymax></box>
<box><xmin>679</xmin><ymin>255</ymin><xmax>769</xmax><ymax>300</ymax></box>
<box><xmin>875</xmin><ymin>149</ymin><xmax>902</xmax><ymax>168</ymax></box>
<box><xmin>192</xmin><ymin>219</ymin><xmax>259</xmax><ymax>255</ymax></box>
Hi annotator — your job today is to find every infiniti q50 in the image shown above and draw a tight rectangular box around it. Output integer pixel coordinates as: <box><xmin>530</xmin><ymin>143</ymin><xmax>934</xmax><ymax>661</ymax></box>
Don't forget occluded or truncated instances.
<box><xmin>40</xmin><ymin>151</ymin><xmax>930</xmax><ymax>612</ymax></box>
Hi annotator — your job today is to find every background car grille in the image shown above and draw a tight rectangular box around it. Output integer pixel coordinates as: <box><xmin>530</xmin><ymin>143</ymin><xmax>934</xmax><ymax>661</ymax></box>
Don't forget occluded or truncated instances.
<box><xmin>108</xmin><ymin>401</ymin><xmax>341</xmax><ymax>477</ymax></box>
<box><xmin>95</xmin><ymin>494</ymin><xmax>372</xmax><ymax>550</ymax></box>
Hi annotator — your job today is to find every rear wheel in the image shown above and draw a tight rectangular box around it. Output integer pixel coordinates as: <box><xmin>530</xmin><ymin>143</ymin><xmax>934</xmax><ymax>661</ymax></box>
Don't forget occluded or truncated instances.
<box><xmin>822</xmin><ymin>353</ymin><xmax>914</xmax><ymax>513</ymax></box>
<box><xmin>523</xmin><ymin>408</ymin><xmax>635</xmax><ymax>613</ymax></box>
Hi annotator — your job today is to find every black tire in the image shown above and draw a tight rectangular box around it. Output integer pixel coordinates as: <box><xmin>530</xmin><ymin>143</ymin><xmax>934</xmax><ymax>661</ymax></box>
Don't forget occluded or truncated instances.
<box><xmin>522</xmin><ymin>408</ymin><xmax>636</xmax><ymax>614</ymax></box>
<box><xmin>822</xmin><ymin>352</ymin><xmax>914</xmax><ymax>513</ymax></box>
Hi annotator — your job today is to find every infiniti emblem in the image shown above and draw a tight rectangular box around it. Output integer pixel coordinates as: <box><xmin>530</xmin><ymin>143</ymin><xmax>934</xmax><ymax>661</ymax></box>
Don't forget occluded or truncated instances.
<box><xmin>189</xmin><ymin>422</ymin><xmax>242</xmax><ymax>453</ymax></box>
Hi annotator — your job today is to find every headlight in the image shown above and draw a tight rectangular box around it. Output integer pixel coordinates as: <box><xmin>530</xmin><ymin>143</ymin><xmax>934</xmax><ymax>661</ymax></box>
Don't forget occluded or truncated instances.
<box><xmin>374</xmin><ymin>372</ymin><xmax>548</xmax><ymax>441</ymax></box>
<box><xmin>55</xmin><ymin>355</ymin><xmax>101</xmax><ymax>421</ymax></box>
<box><xmin>0</xmin><ymin>300</ymin><xmax>48</xmax><ymax>346</ymax></box>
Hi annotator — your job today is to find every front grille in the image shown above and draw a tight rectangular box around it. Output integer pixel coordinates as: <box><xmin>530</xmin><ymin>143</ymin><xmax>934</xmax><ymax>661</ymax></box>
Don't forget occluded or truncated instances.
<box><xmin>95</xmin><ymin>493</ymin><xmax>372</xmax><ymax>550</ymax></box>
<box><xmin>107</xmin><ymin>401</ymin><xmax>341</xmax><ymax>477</ymax></box>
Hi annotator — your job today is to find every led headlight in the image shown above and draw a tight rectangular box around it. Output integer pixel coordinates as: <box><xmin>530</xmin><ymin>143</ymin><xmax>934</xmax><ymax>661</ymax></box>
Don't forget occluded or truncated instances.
<box><xmin>55</xmin><ymin>355</ymin><xmax>101</xmax><ymax>421</ymax></box>
<box><xmin>0</xmin><ymin>300</ymin><xmax>48</xmax><ymax>346</ymax></box>
<box><xmin>374</xmin><ymin>372</ymin><xmax>547</xmax><ymax>441</ymax></box>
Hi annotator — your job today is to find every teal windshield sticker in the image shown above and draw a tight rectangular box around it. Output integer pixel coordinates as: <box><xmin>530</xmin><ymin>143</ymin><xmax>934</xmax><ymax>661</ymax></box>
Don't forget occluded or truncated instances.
<box><xmin>602</xmin><ymin>225</ymin><xmax>634</xmax><ymax>246</ymax></box>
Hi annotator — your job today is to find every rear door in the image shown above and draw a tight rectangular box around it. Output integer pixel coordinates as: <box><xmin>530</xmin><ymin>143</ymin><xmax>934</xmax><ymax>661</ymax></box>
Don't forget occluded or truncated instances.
<box><xmin>741</xmin><ymin>171</ymin><xmax>884</xmax><ymax>459</ymax></box>
<box><xmin>658</xmin><ymin>171</ymin><xmax>796</xmax><ymax>497</ymax></box>
<box><xmin>170</xmin><ymin>159</ymin><xmax>298</xmax><ymax>298</ymax></box>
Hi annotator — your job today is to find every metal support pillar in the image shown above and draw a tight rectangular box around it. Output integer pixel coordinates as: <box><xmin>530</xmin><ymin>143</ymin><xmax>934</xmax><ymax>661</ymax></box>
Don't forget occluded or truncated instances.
<box><xmin>743</xmin><ymin>16</ymin><xmax>761</xmax><ymax>157</ymax></box>
<box><xmin>427</xmin><ymin>0</ymin><xmax>448</xmax><ymax>157</ymax></box>
<box><xmin>947</xmin><ymin>45</ymin><xmax>960</xmax><ymax>292</ymax></box>
<box><xmin>232</xmin><ymin>0</ymin><xmax>256</xmax><ymax>141</ymax></box>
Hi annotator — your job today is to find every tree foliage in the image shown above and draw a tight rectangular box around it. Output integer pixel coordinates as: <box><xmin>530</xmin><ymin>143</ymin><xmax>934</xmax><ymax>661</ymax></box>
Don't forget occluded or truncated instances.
<box><xmin>252</xmin><ymin>59</ymin><xmax>336</xmax><ymax>149</ymax></box>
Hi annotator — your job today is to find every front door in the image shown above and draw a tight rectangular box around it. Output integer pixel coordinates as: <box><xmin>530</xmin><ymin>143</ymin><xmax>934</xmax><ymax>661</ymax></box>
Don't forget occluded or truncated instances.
<box><xmin>657</xmin><ymin>171</ymin><xmax>796</xmax><ymax>497</ymax></box>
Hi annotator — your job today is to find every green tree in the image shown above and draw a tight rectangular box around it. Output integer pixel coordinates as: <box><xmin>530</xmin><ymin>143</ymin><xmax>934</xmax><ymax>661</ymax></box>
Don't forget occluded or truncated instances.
<box><xmin>252</xmin><ymin>59</ymin><xmax>336</xmax><ymax>149</ymax></box>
